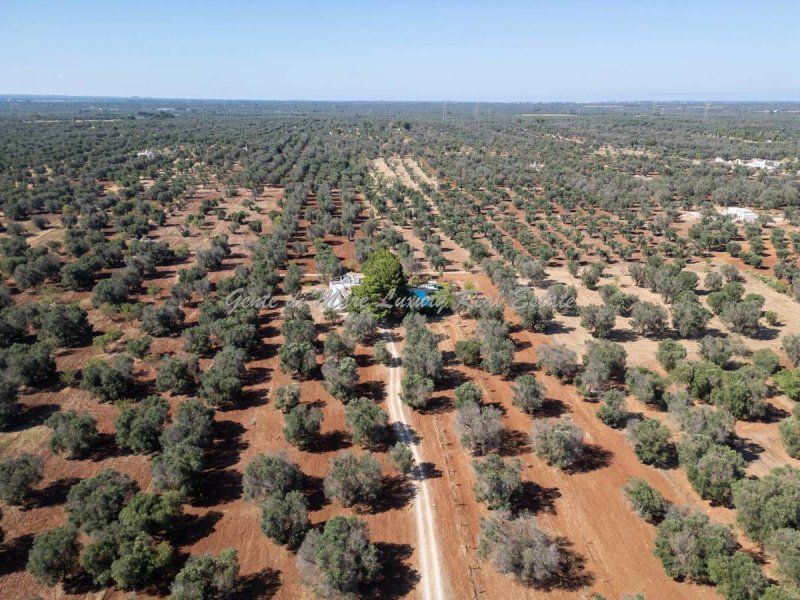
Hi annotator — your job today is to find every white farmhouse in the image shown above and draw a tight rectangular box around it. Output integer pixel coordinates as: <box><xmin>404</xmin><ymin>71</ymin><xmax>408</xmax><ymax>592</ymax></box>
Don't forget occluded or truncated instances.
<box><xmin>323</xmin><ymin>272</ymin><xmax>365</xmax><ymax>310</ymax></box>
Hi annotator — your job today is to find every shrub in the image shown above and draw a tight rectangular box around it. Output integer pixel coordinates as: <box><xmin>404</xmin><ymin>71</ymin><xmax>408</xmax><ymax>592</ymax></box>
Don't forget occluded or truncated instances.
<box><xmin>66</xmin><ymin>469</ymin><xmax>139</xmax><ymax>534</ymax></box>
<box><xmin>478</xmin><ymin>513</ymin><xmax>564</xmax><ymax>586</ymax></box>
<box><xmin>116</xmin><ymin>395</ymin><xmax>169</xmax><ymax>454</ymax></box>
<box><xmin>455</xmin><ymin>403</ymin><xmax>503</xmax><ymax>455</ymax></box>
<box><xmin>296</xmin><ymin>516</ymin><xmax>380</xmax><ymax>597</ymax></box>
<box><xmin>243</xmin><ymin>453</ymin><xmax>303</xmax><ymax>503</ymax></box>
<box><xmin>455</xmin><ymin>339</ymin><xmax>482</xmax><ymax>366</ymax></box>
<box><xmin>626</xmin><ymin>367</ymin><xmax>665</xmax><ymax>408</ymax></box>
<box><xmin>782</xmin><ymin>335</ymin><xmax>800</xmax><ymax>367</ymax></box>
<box><xmin>156</xmin><ymin>355</ymin><xmax>198</xmax><ymax>395</ymax></box>
<box><xmin>283</xmin><ymin>404</ymin><xmax>322</xmax><ymax>449</ymax></box>
<box><xmin>26</xmin><ymin>525</ymin><xmax>80</xmax><ymax>586</ymax></box>
<box><xmin>321</xmin><ymin>356</ymin><xmax>359</xmax><ymax>402</ymax></box>
<box><xmin>597</xmin><ymin>390</ymin><xmax>629</xmax><ymax>429</ymax></box>
<box><xmin>160</xmin><ymin>398</ymin><xmax>214</xmax><ymax>449</ymax></box>
<box><xmin>345</xmin><ymin>398</ymin><xmax>389</xmax><ymax>448</ymax></box>
<box><xmin>630</xmin><ymin>301</ymin><xmax>668</xmax><ymax>337</ymax></box>
<box><xmin>200</xmin><ymin>346</ymin><xmax>246</xmax><ymax>406</ymax></box>
<box><xmin>627</xmin><ymin>419</ymin><xmax>673</xmax><ymax>467</ymax></box>
<box><xmin>118</xmin><ymin>491</ymin><xmax>183</xmax><ymax>535</ymax></box>
<box><xmin>512</xmin><ymin>374</ymin><xmax>544</xmax><ymax>414</ymax></box>
<box><xmin>623</xmin><ymin>477</ymin><xmax>667</xmax><ymax>523</ymax></box>
<box><xmin>473</xmin><ymin>453</ymin><xmax>522</xmax><ymax>510</ymax></box>
<box><xmin>775</xmin><ymin>369</ymin><xmax>800</xmax><ymax>401</ymax></box>
<box><xmin>733</xmin><ymin>466</ymin><xmax>800</xmax><ymax>542</ymax></box>
<box><xmin>260</xmin><ymin>490</ymin><xmax>310</xmax><ymax>549</ymax></box>
<box><xmin>324</xmin><ymin>451</ymin><xmax>382</xmax><ymax>507</ymax></box>
<box><xmin>401</xmin><ymin>372</ymin><xmax>434</xmax><ymax>409</ymax></box>
<box><xmin>0</xmin><ymin>453</ymin><xmax>43</xmax><ymax>504</ymax></box>
<box><xmin>708</xmin><ymin>552</ymin><xmax>768</xmax><ymax>600</ymax></box>
<box><xmin>81</xmin><ymin>355</ymin><xmax>134</xmax><ymax>401</ymax></box>
<box><xmin>274</xmin><ymin>384</ymin><xmax>300</xmax><ymax>413</ymax></box>
<box><xmin>46</xmin><ymin>410</ymin><xmax>99</xmax><ymax>458</ymax></box>
<box><xmin>537</xmin><ymin>343</ymin><xmax>578</xmax><ymax>381</ymax></box>
<box><xmin>653</xmin><ymin>508</ymin><xmax>736</xmax><ymax>582</ymax></box>
<box><xmin>752</xmin><ymin>348</ymin><xmax>780</xmax><ymax>375</ymax></box>
<box><xmin>126</xmin><ymin>336</ymin><xmax>152</xmax><ymax>359</ymax></box>
<box><xmin>580</xmin><ymin>304</ymin><xmax>616</xmax><ymax>338</ymax></box>
<box><xmin>170</xmin><ymin>548</ymin><xmax>239</xmax><ymax>600</ymax></box>
<box><xmin>532</xmin><ymin>419</ymin><xmax>585</xmax><ymax>469</ymax></box>
<box><xmin>151</xmin><ymin>442</ymin><xmax>204</xmax><ymax>495</ymax></box>
<box><xmin>389</xmin><ymin>442</ymin><xmax>414</xmax><ymax>475</ymax></box>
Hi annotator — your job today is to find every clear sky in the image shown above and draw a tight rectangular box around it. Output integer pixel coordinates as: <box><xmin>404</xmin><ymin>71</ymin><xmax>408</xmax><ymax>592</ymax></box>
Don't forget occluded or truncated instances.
<box><xmin>1</xmin><ymin>0</ymin><xmax>797</xmax><ymax>101</ymax></box>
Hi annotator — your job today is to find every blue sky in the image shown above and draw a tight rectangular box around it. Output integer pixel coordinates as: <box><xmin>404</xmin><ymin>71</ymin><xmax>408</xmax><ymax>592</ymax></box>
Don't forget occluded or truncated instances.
<box><xmin>1</xmin><ymin>0</ymin><xmax>797</xmax><ymax>101</ymax></box>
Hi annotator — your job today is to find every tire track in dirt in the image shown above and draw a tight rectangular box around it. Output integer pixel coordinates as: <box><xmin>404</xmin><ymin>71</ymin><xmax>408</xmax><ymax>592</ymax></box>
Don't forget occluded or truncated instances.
<box><xmin>383</xmin><ymin>330</ymin><xmax>447</xmax><ymax>600</ymax></box>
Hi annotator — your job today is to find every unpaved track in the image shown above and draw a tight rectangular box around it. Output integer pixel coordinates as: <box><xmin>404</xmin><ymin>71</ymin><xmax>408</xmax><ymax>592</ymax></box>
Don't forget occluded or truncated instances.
<box><xmin>383</xmin><ymin>330</ymin><xmax>447</xmax><ymax>600</ymax></box>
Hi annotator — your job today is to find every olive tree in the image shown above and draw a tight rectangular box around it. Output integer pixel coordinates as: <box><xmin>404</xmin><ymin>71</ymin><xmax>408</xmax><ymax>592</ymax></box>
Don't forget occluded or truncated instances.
<box><xmin>531</xmin><ymin>419</ymin><xmax>584</xmax><ymax>469</ymax></box>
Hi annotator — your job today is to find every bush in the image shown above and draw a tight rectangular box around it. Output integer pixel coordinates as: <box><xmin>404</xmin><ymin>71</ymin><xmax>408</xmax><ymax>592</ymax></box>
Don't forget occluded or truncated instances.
<box><xmin>170</xmin><ymin>548</ymin><xmax>239</xmax><ymax>600</ymax></box>
<box><xmin>66</xmin><ymin>469</ymin><xmax>139</xmax><ymax>534</ymax></box>
<box><xmin>46</xmin><ymin>410</ymin><xmax>99</xmax><ymax>458</ymax></box>
<box><xmin>623</xmin><ymin>477</ymin><xmax>667</xmax><ymax>523</ymax></box>
<box><xmin>296</xmin><ymin>516</ymin><xmax>380</xmax><ymax>597</ymax></box>
<box><xmin>455</xmin><ymin>403</ymin><xmax>503</xmax><ymax>455</ymax></box>
<box><xmin>116</xmin><ymin>395</ymin><xmax>169</xmax><ymax>454</ymax></box>
<box><xmin>733</xmin><ymin>466</ymin><xmax>800</xmax><ymax>542</ymax></box>
<box><xmin>455</xmin><ymin>339</ymin><xmax>482</xmax><ymax>366</ymax></box>
<box><xmin>39</xmin><ymin>303</ymin><xmax>92</xmax><ymax>347</ymax></box>
<box><xmin>478</xmin><ymin>513</ymin><xmax>564</xmax><ymax>586</ymax></box>
<box><xmin>389</xmin><ymin>442</ymin><xmax>414</xmax><ymax>475</ymax></box>
<box><xmin>671</xmin><ymin>300</ymin><xmax>711</xmax><ymax>338</ymax></box>
<box><xmin>753</xmin><ymin>348</ymin><xmax>780</xmax><ymax>375</ymax></box>
<box><xmin>345</xmin><ymin>398</ymin><xmax>389</xmax><ymax>448</ymax></box>
<box><xmin>401</xmin><ymin>372</ymin><xmax>434</xmax><ymax>409</ymax></box>
<box><xmin>200</xmin><ymin>346</ymin><xmax>246</xmax><ymax>406</ymax></box>
<box><xmin>653</xmin><ymin>508</ymin><xmax>736</xmax><ymax>581</ymax></box>
<box><xmin>775</xmin><ymin>369</ymin><xmax>800</xmax><ymax>401</ymax></box>
<box><xmin>630</xmin><ymin>301</ymin><xmax>668</xmax><ymax>337</ymax></box>
<box><xmin>536</xmin><ymin>343</ymin><xmax>578</xmax><ymax>381</ymax></box>
<box><xmin>708</xmin><ymin>552</ymin><xmax>768</xmax><ymax>600</ymax></box>
<box><xmin>532</xmin><ymin>419</ymin><xmax>584</xmax><ymax>469</ymax></box>
<box><xmin>627</xmin><ymin>419</ymin><xmax>673</xmax><ymax>467</ymax></box>
<box><xmin>373</xmin><ymin>340</ymin><xmax>391</xmax><ymax>366</ymax></box>
<box><xmin>156</xmin><ymin>355</ymin><xmax>198</xmax><ymax>395</ymax></box>
<box><xmin>283</xmin><ymin>404</ymin><xmax>322</xmax><ymax>449</ymax></box>
<box><xmin>324</xmin><ymin>451</ymin><xmax>382</xmax><ymax>507</ymax></box>
<box><xmin>580</xmin><ymin>304</ymin><xmax>616</xmax><ymax>338</ymax></box>
<box><xmin>597</xmin><ymin>389</ymin><xmax>629</xmax><ymax>429</ymax></box>
<box><xmin>321</xmin><ymin>356</ymin><xmax>359</xmax><ymax>402</ymax></box>
<box><xmin>473</xmin><ymin>454</ymin><xmax>522</xmax><ymax>510</ymax></box>
<box><xmin>512</xmin><ymin>374</ymin><xmax>544</xmax><ymax>414</ymax></box>
<box><xmin>26</xmin><ymin>524</ymin><xmax>80</xmax><ymax>586</ymax></box>
<box><xmin>118</xmin><ymin>491</ymin><xmax>183</xmax><ymax>535</ymax></box>
<box><xmin>782</xmin><ymin>334</ymin><xmax>800</xmax><ymax>367</ymax></box>
<box><xmin>0</xmin><ymin>453</ymin><xmax>43</xmax><ymax>504</ymax></box>
<box><xmin>160</xmin><ymin>398</ymin><xmax>214</xmax><ymax>449</ymax></box>
<box><xmin>279</xmin><ymin>341</ymin><xmax>317</xmax><ymax>379</ymax></box>
<box><xmin>243</xmin><ymin>453</ymin><xmax>303</xmax><ymax>503</ymax></box>
<box><xmin>126</xmin><ymin>336</ymin><xmax>152</xmax><ymax>358</ymax></box>
<box><xmin>274</xmin><ymin>384</ymin><xmax>300</xmax><ymax>413</ymax></box>
<box><xmin>81</xmin><ymin>355</ymin><xmax>134</xmax><ymax>401</ymax></box>
<box><xmin>151</xmin><ymin>442</ymin><xmax>204</xmax><ymax>495</ymax></box>
<box><xmin>700</xmin><ymin>335</ymin><xmax>733</xmax><ymax>366</ymax></box>
<box><xmin>260</xmin><ymin>491</ymin><xmax>310</xmax><ymax>549</ymax></box>
<box><xmin>625</xmin><ymin>367</ymin><xmax>665</xmax><ymax>408</ymax></box>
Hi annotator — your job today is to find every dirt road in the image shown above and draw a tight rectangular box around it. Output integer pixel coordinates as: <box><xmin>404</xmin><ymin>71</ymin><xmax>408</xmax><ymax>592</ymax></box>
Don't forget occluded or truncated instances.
<box><xmin>383</xmin><ymin>330</ymin><xmax>448</xmax><ymax>600</ymax></box>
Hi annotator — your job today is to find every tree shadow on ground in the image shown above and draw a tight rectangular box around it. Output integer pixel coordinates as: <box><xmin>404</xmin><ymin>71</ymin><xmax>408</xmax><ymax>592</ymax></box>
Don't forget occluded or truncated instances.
<box><xmin>358</xmin><ymin>380</ymin><xmax>386</xmax><ymax>403</ymax></box>
<box><xmin>30</xmin><ymin>477</ymin><xmax>81</xmax><ymax>509</ymax></box>
<box><xmin>762</xmin><ymin>403</ymin><xmax>790</xmax><ymax>424</ymax></box>
<box><xmin>303</xmin><ymin>474</ymin><xmax>327</xmax><ymax>512</ymax></box>
<box><xmin>510</xmin><ymin>361</ymin><xmax>538</xmax><ymax>378</ymax></box>
<box><xmin>365</xmin><ymin>543</ymin><xmax>419</xmax><ymax>600</ymax></box>
<box><xmin>515</xmin><ymin>481</ymin><xmax>561</xmax><ymax>515</ymax></box>
<box><xmin>737</xmin><ymin>438</ymin><xmax>765</xmax><ymax>464</ymax></box>
<box><xmin>392</xmin><ymin>422</ymin><xmax>421</xmax><ymax>445</ymax></box>
<box><xmin>90</xmin><ymin>432</ymin><xmax>129</xmax><ymax>462</ymax></box>
<box><xmin>537</xmin><ymin>398</ymin><xmax>569</xmax><ymax>418</ymax></box>
<box><xmin>412</xmin><ymin>461</ymin><xmax>442</xmax><ymax>481</ymax></box>
<box><xmin>13</xmin><ymin>403</ymin><xmax>58</xmax><ymax>431</ymax></box>
<box><xmin>498</xmin><ymin>429</ymin><xmax>531</xmax><ymax>457</ymax></box>
<box><xmin>208</xmin><ymin>420</ymin><xmax>248</xmax><ymax>469</ymax></box>
<box><xmin>371</xmin><ymin>475</ymin><xmax>415</xmax><ymax>513</ymax></box>
<box><xmin>194</xmin><ymin>469</ymin><xmax>243</xmax><ymax>507</ymax></box>
<box><xmin>0</xmin><ymin>534</ymin><xmax>32</xmax><ymax>575</ymax></box>
<box><xmin>310</xmin><ymin>430</ymin><xmax>352</xmax><ymax>454</ymax></box>
<box><xmin>169</xmin><ymin>510</ymin><xmax>223</xmax><ymax>546</ymax></box>
<box><xmin>232</xmin><ymin>567</ymin><xmax>282</xmax><ymax>599</ymax></box>
<box><xmin>564</xmin><ymin>444</ymin><xmax>613</xmax><ymax>474</ymax></box>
